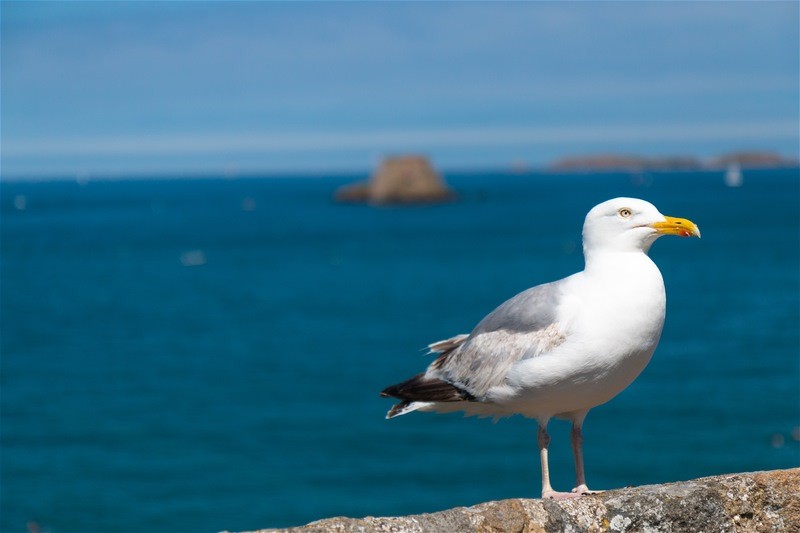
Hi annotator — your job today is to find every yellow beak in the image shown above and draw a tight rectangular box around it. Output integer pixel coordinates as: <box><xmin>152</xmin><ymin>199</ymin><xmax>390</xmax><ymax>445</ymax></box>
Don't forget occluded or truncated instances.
<box><xmin>649</xmin><ymin>216</ymin><xmax>701</xmax><ymax>238</ymax></box>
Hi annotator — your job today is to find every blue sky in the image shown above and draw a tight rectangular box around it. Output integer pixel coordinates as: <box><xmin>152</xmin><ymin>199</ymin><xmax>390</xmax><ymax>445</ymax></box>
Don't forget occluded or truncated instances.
<box><xmin>2</xmin><ymin>1</ymin><xmax>798</xmax><ymax>178</ymax></box>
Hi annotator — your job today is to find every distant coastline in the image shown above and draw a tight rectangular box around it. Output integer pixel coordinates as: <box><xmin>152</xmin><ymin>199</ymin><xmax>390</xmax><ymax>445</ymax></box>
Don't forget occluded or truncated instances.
<box><xmin>549</xmin><ymin>150</ymin><xmax>798</xmax><ymax>172</ymax></box>
<box><xmin>1</xmin><ymin>150</ymin><xmax>798</xmax><ymax>183</ymax></box>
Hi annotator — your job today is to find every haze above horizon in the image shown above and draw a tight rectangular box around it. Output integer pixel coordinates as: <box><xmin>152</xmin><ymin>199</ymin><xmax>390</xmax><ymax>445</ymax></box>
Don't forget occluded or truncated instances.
<box><xmin>2</xmin><ymin>1</ymin><xmax>798</xmax><ymax>179</ymax></box>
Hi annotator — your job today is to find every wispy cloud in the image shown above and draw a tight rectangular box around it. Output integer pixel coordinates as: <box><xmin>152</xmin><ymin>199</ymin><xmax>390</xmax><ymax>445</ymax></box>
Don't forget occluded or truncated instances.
<box><xmin>5</xmin><ymin>119</ymin><xmax>797</xmax><ymax>159</ymax></box>
<box><xmin>2</xmin><ymin>2</ymin><xmax>797</xmax><ymax>176</ymax></box>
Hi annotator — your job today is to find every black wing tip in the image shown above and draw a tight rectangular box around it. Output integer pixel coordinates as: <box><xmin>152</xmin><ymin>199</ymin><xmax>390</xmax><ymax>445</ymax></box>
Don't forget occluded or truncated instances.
<box><xmin>380</xmin><ymin>373</ymin><xmax>423</xmax><ymax>400</ymax></box>
<box><xmin>380</xmin><ymin>373</ymin><xmax>475</xmax><ymax>403</ymax></box>
<box><xmin>380</xmin><ymin>383</ymin><xmax>403</xmax><ymax>398</ymax></box>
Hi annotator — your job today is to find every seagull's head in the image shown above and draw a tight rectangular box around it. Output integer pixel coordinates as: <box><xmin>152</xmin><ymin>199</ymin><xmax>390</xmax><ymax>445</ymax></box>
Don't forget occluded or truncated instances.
<box><xmin>582</xmin><ymin>197</ymin><xmax>701</xmax><ymax>255</ymax></box>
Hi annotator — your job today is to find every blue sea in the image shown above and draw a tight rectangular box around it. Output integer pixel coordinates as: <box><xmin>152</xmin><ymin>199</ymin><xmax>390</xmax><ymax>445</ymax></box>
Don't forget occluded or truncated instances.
<box><xmin>2</xmin><ymin>169</ymin><xmax>799</xmax><ymax>532</ymax></box>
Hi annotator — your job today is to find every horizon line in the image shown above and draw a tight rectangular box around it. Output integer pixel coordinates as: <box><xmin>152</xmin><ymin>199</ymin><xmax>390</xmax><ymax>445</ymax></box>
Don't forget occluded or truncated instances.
<box><xmin>4</xmin><ymin>119</ymin><xmax>798</xmax><ymax>159</ymax></box>
<box><xmin>3</xmin><ymin>157</ymin><xmax>798</xmax><ymax>183</ymax></box>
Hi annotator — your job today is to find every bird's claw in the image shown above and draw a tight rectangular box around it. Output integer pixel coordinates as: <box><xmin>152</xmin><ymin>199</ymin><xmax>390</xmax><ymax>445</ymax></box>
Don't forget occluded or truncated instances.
<box><xmin>571</xmin><ymin>485</ymin><xmax>604</xmax><ymax>496</ymax></box>
<box><xmin>542</xmin><ymin>490</ymin><xmax>582</xmax><ymax>500</ymax></box>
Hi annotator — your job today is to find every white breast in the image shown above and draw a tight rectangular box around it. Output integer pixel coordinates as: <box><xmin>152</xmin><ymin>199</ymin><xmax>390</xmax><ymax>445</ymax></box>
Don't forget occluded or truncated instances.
<box><xmin>490</xmin><ymin>252</ymin><xmax>667</xmax><ymax>419</ymax></box>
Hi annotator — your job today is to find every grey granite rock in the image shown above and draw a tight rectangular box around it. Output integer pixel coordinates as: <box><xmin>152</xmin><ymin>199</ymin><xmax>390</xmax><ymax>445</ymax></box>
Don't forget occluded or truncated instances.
<box><xmin>240</xmin><ymin>468</ymin><xmax>799</xmax><ymax>533</ymax></box>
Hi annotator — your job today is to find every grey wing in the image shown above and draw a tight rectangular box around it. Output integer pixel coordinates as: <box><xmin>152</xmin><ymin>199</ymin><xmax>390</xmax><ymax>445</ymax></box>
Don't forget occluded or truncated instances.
<box><xmin>427</xmin><ymin>279</ymin><xmax>569</xmax><ymax>398</ymax></box>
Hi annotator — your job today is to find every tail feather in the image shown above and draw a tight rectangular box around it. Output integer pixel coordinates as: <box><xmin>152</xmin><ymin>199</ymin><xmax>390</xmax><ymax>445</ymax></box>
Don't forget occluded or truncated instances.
<box><xmin>382</xmin><ymin>334</ymin><xmax>474</xmax><ymax>420</ymax></box>
<box><xmin>385</xmin><ymin>401</ymin><xmax>432</xmax><ymax>419</ymax></box>
<box><xmin>381</xmin><ymin>373</ymin><xmax>475</xmax><ymax>419</ymax></box>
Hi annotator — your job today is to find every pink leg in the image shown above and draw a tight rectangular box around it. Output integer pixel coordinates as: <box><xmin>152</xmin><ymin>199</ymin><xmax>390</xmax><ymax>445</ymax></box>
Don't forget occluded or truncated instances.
<box><xmin>538</xmin><ymin>421</ymin><xmax>579</xmax><ymax>500</ymax></box>
<box><xmin>570</xmin><ymin>416</ymin><xmax>602</xmax><ymax>495</ymax></box>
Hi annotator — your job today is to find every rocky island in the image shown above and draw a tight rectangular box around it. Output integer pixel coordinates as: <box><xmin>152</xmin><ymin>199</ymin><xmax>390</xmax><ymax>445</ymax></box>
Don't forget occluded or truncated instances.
<box><xmin>335</xmin><ymin>156</ymin><xmax>455</xmax><ymax>205</ymax></box>
<box><xmin>244</xmin><ymin>468</ymin><xmax>799</xmax><ymax>532</ymax></box>
<box><xmin>550</xmin><ymin>154</ymin><xmax>702</xmax><ymax>171</ymax></box>
<box><xmin>550</xmin><ymin>151</ymin><xmax>797</xmax><ymax>172</ymax></box>
<box><xmin>709</xmin><ymin>151</ymin><xmax>798</xmax><ymax>169</ymax></box>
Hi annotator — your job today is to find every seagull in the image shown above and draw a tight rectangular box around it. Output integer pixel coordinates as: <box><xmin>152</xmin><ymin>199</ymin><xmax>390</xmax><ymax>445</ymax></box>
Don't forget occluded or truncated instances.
<box><xmin>381</xmin><ymin>197</ymin><xmax>700</xmax><ymax>499</ymax></box>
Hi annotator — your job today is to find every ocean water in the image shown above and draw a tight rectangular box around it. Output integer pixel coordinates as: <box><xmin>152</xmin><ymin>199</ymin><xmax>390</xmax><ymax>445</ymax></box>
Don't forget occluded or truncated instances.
<box><xmin>1</xmin><ymin>169</ymin><xmax>798</xmax><ymax>532</ymax></box>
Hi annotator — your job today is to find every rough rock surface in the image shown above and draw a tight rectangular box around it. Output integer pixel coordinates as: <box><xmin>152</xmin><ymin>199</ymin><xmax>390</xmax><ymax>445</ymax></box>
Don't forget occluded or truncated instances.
<box><xmin>335</xmin><ymin>156</ymin><xmax>454</xmax><ymax>204</ymax></box>
<box><xmin>244</xmin><ymin>469</ymin><xmax>799</xmax><ymax>533</ymax></box>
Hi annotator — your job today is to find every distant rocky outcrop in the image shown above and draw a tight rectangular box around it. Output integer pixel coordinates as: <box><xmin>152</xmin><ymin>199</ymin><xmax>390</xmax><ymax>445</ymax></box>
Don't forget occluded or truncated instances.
<box><xmin>711</xmin><ymin>151</ymin><xmax>799</xmax><ymax>169</ymax></box>
<box><xmin>550</xmin><ymin>154</ymin><xmax>703</xmax><ymax>171</ymax></box>
<box><xmin>335</xmin><ymin>156</ymin><xmax>455</xmax><ymax>205</ymax></box>
<box><xmin>246</xmin><ymin>468</ymin><xmax>799</xmax><ymax>532</ymax></box>
<box><xmin>550</xmin><ymin>151</ymin><xmax>797</xmax><ymax>172</ymax></box>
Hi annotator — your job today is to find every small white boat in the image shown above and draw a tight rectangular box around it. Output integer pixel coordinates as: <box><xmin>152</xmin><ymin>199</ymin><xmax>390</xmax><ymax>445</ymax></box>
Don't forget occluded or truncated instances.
<box><xmin>725</xmin><ymin>163</ymin><xmax>743</xmax><ymax>187</ymax></box>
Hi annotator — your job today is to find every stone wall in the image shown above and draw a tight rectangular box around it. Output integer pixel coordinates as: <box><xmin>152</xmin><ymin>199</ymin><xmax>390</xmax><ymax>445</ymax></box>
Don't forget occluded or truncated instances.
<box><xmin>245</xmin><ymin>468</ymin><xmax>799</xmax><ymax>533</ymax></box>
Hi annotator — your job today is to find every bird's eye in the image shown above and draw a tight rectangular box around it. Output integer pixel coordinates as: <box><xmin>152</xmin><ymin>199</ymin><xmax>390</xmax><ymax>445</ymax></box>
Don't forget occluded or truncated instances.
<box><xmin>618</xmin><ymin>208</ymin><xmax>632</xmax><ymax>218</ymax></box>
